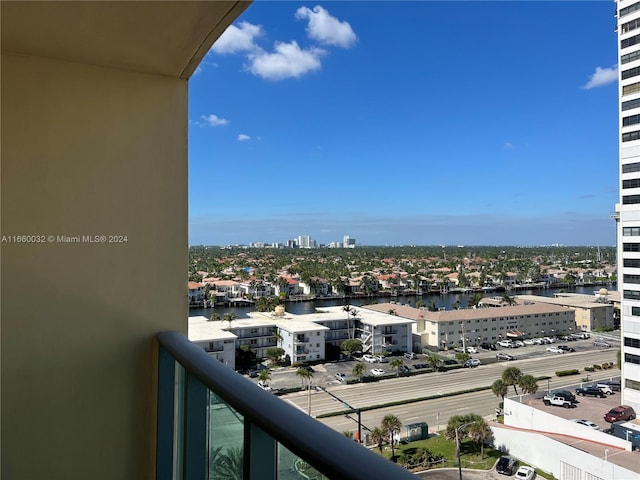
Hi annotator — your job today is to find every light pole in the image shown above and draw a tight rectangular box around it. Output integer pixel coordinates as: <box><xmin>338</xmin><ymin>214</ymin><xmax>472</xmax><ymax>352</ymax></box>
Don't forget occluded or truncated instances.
<box><xmin>455</xmin><ymin>421</ymin><xmax>477</xmax><ymax>480</ymax></box>
<box><xmin>316</xmin><ymin>386</ymin><xmax>362</xmax><ymax>443</ymax></box>
<box><xmin>547</xmin><ymin>378</ymin><xmax>551</xmax><ymax>394</ymax></box>
<box><xmin>436</xmin><ymin>412</ymin><xmax>440</xmax><ymax>432</ymax></box>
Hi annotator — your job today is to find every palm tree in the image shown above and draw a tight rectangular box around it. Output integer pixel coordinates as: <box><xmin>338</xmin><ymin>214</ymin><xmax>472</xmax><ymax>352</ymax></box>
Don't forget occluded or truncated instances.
<box><xmin>502</xmin><ymin>366</ymin><xmax>522</xmax><ymax>395</ymax></box>
<box><xmin>381</xmin><ymin>414</ymin><xmax>402</xmax><ymax>461</ymax></box>
<box><xmin>222</xmin><ymin>312</ymin><xmax>236</xmax><ymax>327</ymax></box>
<box><xmin>468</xmin><ymin>293</ymin><xmax>482</xmax><ymax>308</ymax></box>
<box><xmin>491</xmin><ymin>379</ymin><xmax>508</xmax><ymax>400</ymax></box>
<box><xmin>467</xmin><ymin>416</ymin><xmax>492</xmax><ymax>460</ymax></box>
<box><xmin>342</xmin><ymin>304</ymin><xmax>353</xmax><ymax>339</ymax></box>
<box><xmin>257</xmin><ymin>368</ymin><xmax>271</xmax><ymax>384</ymax></box>
<box><xmin>296</xmin><ymin>367</ymin><xmax>314</xmax><ymax>414</ymax></box>
<box><xmin>518</xmin><ymin>374</ymin><xmax>539</xmax><ymax>394</ymax></box>
<box><xmin>210</xmin><ymin>446</ymin><xmax>243</xmax><ymax>480</ymax></box>
<box><xmin>370</xmin><ymin>426</ymin><xmax>386</xmax><ymax>455</ymax></box>
<box><xmin>502</xmin><ymin>294</ymin><xmax>516</xmax><ymax>306</ymax></box>
<box><xmin>350</xmin><ymin>308</ymin><xmax>358</xmax><ymax>339</ymax></box>
<box><xmin>390</xmin><ymin>358</ymin><xmax>404</xmax><ymax>377</ymax></box>
<box><xmin>427</xmin><ymin>300</ymin><xmax>439</xmax><ymax>312</ymax></box>
<box><xmin>352</xmin><ymin>362</ymin><xmax>366</xmax><ymax>382</ymax></box>
<box><xmin>426</xmin><ymin>352</ymin><xmax>441</xmax><ymax>370</ymax></box>
<box><xmin>209</xmin><ymin>312</ymin><xmax>220</xmax><ymax>322</ymax></box>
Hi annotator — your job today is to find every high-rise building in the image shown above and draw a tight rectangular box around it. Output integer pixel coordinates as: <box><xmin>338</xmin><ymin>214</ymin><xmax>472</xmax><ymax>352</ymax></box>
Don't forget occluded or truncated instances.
<box><xmin>618</xmin><ymin>0</ymin><xmax>640</xmax><ymax>412</ymax></box>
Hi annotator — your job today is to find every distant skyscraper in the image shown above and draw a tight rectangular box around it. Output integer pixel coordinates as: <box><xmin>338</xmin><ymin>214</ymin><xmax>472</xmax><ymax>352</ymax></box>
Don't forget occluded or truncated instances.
<box><xmin>343</xmin><ymin>235</ymin><xmax>356</xmax><ymax>248</ymax></box>
<box><xmin>618</xmin><ymin>0</ymin><xmax>640</xmax><ymax>412</ymax></box>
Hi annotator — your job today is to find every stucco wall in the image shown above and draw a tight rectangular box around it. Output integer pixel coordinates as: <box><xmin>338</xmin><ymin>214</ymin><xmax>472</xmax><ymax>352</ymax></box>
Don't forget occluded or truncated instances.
<box><xmin>1</xmin><ymin>52</ymin><xmax>187</xmax><ymax>479</ymax></box>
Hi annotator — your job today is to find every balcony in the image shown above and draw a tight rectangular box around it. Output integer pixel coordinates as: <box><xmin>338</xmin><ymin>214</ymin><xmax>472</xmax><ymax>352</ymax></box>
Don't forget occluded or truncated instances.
<box><xmin>157</xmin><ymin>332</ymin><xmax>414</xmax><ymax>479</ymax></box>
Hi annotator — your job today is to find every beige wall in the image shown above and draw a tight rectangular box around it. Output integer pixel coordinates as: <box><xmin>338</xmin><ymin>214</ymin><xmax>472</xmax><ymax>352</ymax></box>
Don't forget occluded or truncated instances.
<box><xmin>1</xmin><ymin>52</ymin><xmax>187</xmax><ymax>479</ymax></box>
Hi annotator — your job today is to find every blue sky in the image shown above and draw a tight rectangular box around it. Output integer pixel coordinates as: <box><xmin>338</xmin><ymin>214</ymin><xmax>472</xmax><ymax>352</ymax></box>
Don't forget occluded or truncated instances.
<box><xmin>188</xmin><ymin>1</ymin><xmax>619</xmax><ymax>247</ymax></box>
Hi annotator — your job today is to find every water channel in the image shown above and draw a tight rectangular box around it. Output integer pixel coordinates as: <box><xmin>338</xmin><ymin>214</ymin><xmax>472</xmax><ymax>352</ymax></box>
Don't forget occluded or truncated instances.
<box><xmin>190</xmin><ymin>285</ymin><xmax>615</xmax><ymax>319</ymax></box>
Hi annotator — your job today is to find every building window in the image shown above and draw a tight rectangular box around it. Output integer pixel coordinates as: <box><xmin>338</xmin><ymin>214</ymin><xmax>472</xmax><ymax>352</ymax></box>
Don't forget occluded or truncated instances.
<box><xmin>623</xmin><ymin>130</ymin><xmax>640</xmax><ymax>142</ymax></box>
<box><xmin>624</xmin><ymin>353</ymin><xmax>640</xmax><ymax>365</ymax></box>
<box><xmin>626</xmin><ymin>378</ymin><xmax>640</xmax><ymax>391</ymax></box>
<box><xmin>623</xmin><ymin>18</ymin><xmax>640</xmax><ymax>35</ymax></box>
<box><xmin>623</xmin><ymin>82</ymin><xmax>640</xmax><ymax>96</ymax></box>
<box><xmin>625</xmin><ymin>274</ymin><xmax>640</xmax><ymax>284</ymax></box>
<box><xmin>622</xmin><ymin>33</ymin><xmax>640</xmax><ymax>49</ymax></box>
<box><xmin>632</xmin><ymin>306</ymin><xmax>640</xmax><ymax>315</ymax></box>
<box><xmin>623</xmin><ymin>161</ymin><xmax>640</xmax><ymax>173</ymax></box>
<box><xmin>623</xmin><ymin>178</ymin><xmax>640</xmax><ymax>189</ymax></box>
<box><xmin>624</xmin><ymin>289</ymin><xmax>640</xmax><ymax>300</ymax></box>
<box><xmin>620</xmin><ymin>3</ymin><xmax>640</xmax><ymax>18</ymax></box>
<box><xmin>624</xmin><ymin>336</ymin><xmax>640</xmax><ymax>347</ymax></box>
<box><xmin>623</xmin><ymin>66</ymin><xmax>640</xmax><ymax>80</ymax></box>
<box><xmin>623</xmin><ymin>194</ymin><xmax>640</xmax><ymax>204</ymax></box>
<box><xmin>624</xmin><ymin>113</ymin><xmax>640</xmax><ymax>127</ymax></box>
<box><xmin>623</xmin><ymin>98</ymin><xmax>640</xmax><ymax>113</ymax></box>
<box><xmin>623</xmin><ymin>242</ymin><xmax>640</xmax><ymax>251</ymax></box>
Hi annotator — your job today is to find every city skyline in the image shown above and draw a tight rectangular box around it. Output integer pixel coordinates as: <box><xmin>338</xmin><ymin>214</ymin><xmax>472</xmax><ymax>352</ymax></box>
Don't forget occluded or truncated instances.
<box><xmin>188</xmin><ymin>2</ymin><xmax>619</xmax><ymax>247</ymax></box>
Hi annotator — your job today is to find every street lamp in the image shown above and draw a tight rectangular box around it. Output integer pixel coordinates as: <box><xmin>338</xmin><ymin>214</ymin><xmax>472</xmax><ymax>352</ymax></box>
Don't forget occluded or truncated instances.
<box><xmin>316</xmin><ymin>386</ymin><xmax>362</xmax><ymax>443</ymax></box>
<box><xmin>455</xmin><ymin>421</ymin><xmax>477</xmax><ymax>480</ymax></box>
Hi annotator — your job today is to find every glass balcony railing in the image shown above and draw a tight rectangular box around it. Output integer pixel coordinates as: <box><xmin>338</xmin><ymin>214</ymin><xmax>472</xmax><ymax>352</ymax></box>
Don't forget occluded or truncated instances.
<box><xmin>157</xmin><ymin>331</ymin><xmax>416</xmax><ymax>480</ymax></box>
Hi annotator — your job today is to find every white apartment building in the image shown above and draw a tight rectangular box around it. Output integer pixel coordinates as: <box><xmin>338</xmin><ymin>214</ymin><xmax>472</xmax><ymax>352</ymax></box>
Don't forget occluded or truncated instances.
<box><xmin>618</xmin><ymin>0</ymin><xmax>640</xmax><ymax>412</ymax></box>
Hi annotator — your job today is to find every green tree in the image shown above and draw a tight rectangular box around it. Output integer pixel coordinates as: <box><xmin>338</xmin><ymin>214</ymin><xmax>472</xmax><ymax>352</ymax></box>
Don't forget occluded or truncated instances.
<box><xmin>223</xmin><ymin>312</ymin><xmax>236</xmax><ymax>326</ymax></box>
<box><xmin>370</xmin><ymin>426</ymin><xmax>386</xmax><ymax>455</ymax></box>
<box><xmin>381</xmin><ymin>414</ymin><xmax>402</xmax><ymax>461</ymax></box>
<box><xmin>502</xmin><ymin>366</ymin><xmax>522</xmax><ymax>395</ymax></box>
<box><xmin>491</xmin><ymin>379</ymin><xmax>508</xmax><ymax>400</ymax></box>
<box><xmin>341</xmin><ymin>339</ymin><xmax>363</xmax><ymax>357</ymax></box>
<box><xmin>518</xmin><ymin>374</ymin><xmax>539</xmax><ymax>394</ymax></box>
<box><xmin>390</xmin><ymin>358</ymin><xmax>404</xmax><ymax>377</ymax></box>
<box><xmin>352</xmin><ymin>362</ymin><xmax>366</xmax><ymax>382</ymax></box>
<box><xmin>455</xmin><ymin>352</ymin><xmax>470</xmax><ymax>363</ymax></box>
<box><xmin>502</xmin><ymin>294</ymin><xmax>516</xmax><ymax>306</ymax></box>
<box><xmin>428</xmin><ymin>300</ymin><xmax>439</xmax><ymax>312</ymax></box>
<box><xmin>467</xmin><ymin>415</ymin><xmax>493</xmax><ymax>460</ymax></box>
<box><xmin>468</xmin><ymin>293</ymin><xmax>482</xmax><ymax>308</ymax></box>
<box><xmin>415</xmin><ymin>300</ymin><xmax>425</xmax><ymax>309</ymax></box>
<box><xmin>296</xmin><ymin>367</ymin><xmax>313</xmax><ymax>389</ymax></box>
<box><xmin>266</xmin><ymin>347</ymin><xmax>285</xmax><ymax>366</ymax></box>
<box><xmin>209</xmin><ymin>312</ymin><xmax>220</xmax><ymax>322</ymax></box>
<box><xmin>210</xmin><ymin>446</ymin><xmax>243</xmax><ymax>480</ymax></box>
<box><xmin>426</xmin><ymin>352</ymin><xmax>441</xmax><ymax>369</ymax></box>
<box><xmin>257</xmin><ymin>368</ymin><xmax>271</xmax><ymax>384</ymax></box>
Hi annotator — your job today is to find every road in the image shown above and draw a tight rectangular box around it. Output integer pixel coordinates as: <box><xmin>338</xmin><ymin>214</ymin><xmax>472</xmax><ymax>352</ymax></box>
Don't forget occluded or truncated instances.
<box><xmin>276</xmin><ymin>346</ymin><xmax>619</xmax><ymax>438</ymax></box>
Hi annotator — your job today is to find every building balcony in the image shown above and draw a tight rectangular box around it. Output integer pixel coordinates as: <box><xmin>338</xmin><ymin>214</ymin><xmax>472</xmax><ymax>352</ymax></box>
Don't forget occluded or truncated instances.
<box><xmin>157</xmin><ymin>332</ymin><xmax>415</xmax><ymax>480</ymax></box>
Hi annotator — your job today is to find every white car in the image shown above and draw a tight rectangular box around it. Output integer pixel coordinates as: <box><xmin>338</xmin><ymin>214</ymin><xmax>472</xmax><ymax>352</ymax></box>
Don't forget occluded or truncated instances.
<box><xmin>515</xmin><ymin>466</ymin><xmax>536</xmax><ymax>480</ymax></box>
<box><xmin>466</xmin><ymin>346</ymin><xmax>478</xmax><ymax>354</ymax></box>
<box><xmin>523</xmin><ymin>339</ymin><xmax>535</xmax><ymax>345</ymax></box>
<box><xmin>362</xmin><ymin>354</ymin><xmax>378</xmax><ymax>363</ymax></box>
<box><xmin>375</xmin><ymin>355</ymin><xmax>389</xmax><ymax>363</ymax></box>
<box><xmin>463</xmin><ymin>358</ymin><xmax>481</xmax><ymax>368</ymax></box>
<box><xmin>514</xmin><ymin>340</ymin><xmax>525</xmax><ymax>347</ymax></box>
<box><xmin>542</xmin><ymin>337</ymin><xmax>555</xmax><ymax>344</ymax></box>
<box><xmin>335</xmin><ymin>372</ymin><xmax>346</xmax><ymax>383</ymax></box>
<box><xmin>594</xmin><ymin>384</ymin><xmax>614</xmax><ymax>395</ymax></box>
<box><xmin>546</xmin><ymin>347</ymin><xmax>563</xmax><ymax>354</ymax></box>
<box><xmin>571</xmin><ymin>419</ymin><xmax>600</xmax><ymax>430</ymax></box>
<box><xmin>257</xmin><ymin>380</ymin><xmax>272</xmax><ymax>391</ymax></box>
<box><xmin>370</xmin><ymin>368</ymin><xmax>385</xmax><ymax>376</ymax></box>
<box><xmin>497</xmin><ymin>340</ymin><xmax>513</xmax><ymax>348</ymax></box>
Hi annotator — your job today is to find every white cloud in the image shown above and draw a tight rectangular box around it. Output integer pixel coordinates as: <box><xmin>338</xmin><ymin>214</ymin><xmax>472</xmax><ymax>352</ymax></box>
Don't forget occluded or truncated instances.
<box><xmin>198</xmin><ymin>114</ymin><xmax>229</xmax><ymax>127</ymax></box>
<box><xmin>504</xmin><ymin>142</ymin><xmax>514</xmax><ymax>150</ymax></box>
<box><xmin>237</xmin><ymin>134</ymin><xmax>251</xmax><ymax>141</ymax></box>
<box><xmin>295</xmin><ymin>6</ymin><xmax>357</xmax><ymax>48</ymax></box>
<box><xmin>581</xmin><ymin>65</ymin><xmax>618</xmax><ymax>90</ymax></box>
<box><xmin>248</xmin><ymin>41</ymin><xmax>324</xmax><ymax>80</ymax></box>
<box><xmin>211</xmin><ymin>21</ymin><xmax>262</xmax><ymax>54</ymax></box>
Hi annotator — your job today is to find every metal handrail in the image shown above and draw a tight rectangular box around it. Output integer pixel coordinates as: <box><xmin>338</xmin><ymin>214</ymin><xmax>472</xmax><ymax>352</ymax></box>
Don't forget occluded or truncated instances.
<box><xmin>157</xmin><ymin>331</ymin><xmax>416</xmax><ymax>480</ymax></box>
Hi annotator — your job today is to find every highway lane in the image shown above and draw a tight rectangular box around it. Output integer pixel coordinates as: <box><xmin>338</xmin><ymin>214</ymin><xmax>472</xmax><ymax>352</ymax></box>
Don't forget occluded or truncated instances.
<box><xmin>279</xmin><ymin>349</ymin><xmax>619</xmax><ymax>423</ymax></box>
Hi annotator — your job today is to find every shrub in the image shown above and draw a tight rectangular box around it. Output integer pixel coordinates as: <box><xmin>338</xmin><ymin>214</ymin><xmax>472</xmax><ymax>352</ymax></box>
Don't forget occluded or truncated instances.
<box><xmin>556</xmin><ymin>369</ymin><xmax>580</xmax><ymax>377</ymax></box>
<box><xmin>593</xmin><ymin>364</ymin><xmax>602</xmax><ymax>370</ymax></box>
<box><xmin>584</xmin><ymin>366</ymin><xmax>595</xmax><ymax>372</ymax></box>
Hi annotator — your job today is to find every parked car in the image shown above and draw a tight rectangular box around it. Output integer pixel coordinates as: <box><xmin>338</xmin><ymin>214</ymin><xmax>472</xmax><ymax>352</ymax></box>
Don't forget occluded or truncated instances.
<box><xmin>604</xmin><ymin>405</ymin><xmax>636</xmax><ymax>423</ymax></box>
<box><xmin>543</xmin><ymin>394</ymin><xmax>575</xmax><ymax>408</ymax></box>
<box><xmin>375</xmin><ymin>355</ymin><xmax>389</xmax><ymax>363</ymax></box>
<box><xmin>362</xmin><ymin>354</ymin><xmax>378</xmax><ymax>363</ymax></box>
<box><xmin>557</xmin><ymin>345</ymin><xmax>575</xmax><ymax>352</ymax></box>
<box><xmin>481</xmin><ymin>342</ymin><xmax>497</xmax><ymax>350</ymax></box>
<box><xmin>370</xmin><ymin>368</ymin><xmax>385</xmax><ymax>376</ymax></box>
<box><xmin>442</xmin><ymin>359</ymin><xmax>458</xmax><ymax>365</ymax></box>
<box><xmin>571</xmin><ymin>419</ymin><xmax>600</xmax><ymax>430</ymax></box>
<box><xmin>552</xmin><ymin>390</ymin><xmax>577</xmax><ymax>403</ymax></box>
<box><xmin>576</xmin><ymin>386</ymin><xmax>605</xmax><ymax>398</ymax></box>
<box><xmin>593</xmin><ymin>339</ymin><xmax>611</xmax><ymax>348</ymax></box>
<box><xmin>398</xmin><ymin>365</ymin><xmax>411</xmax><ymax>374</ymax></box>
<box><xmin>594</xmin><ymin>384</ymin><xmax>614</xmax><ymax>395</ymax></box>
<box><xmin>257</xmin><ymin>380</ymin><xmax>272</xmax><ymax>391</ymax></box>
<box><xmin>404</xmin><ymin>352</ymin><xmax>416</xmax><ymax>359</ymax></box>
<box><xmin>523</xmin><ymin>339</ymin><xmax>535</xmax><ymax>345</ymax></box>
<box><xmin>546</xmin><ymin>347</ymin><xmax>563</xmax><ymax>354</ymax></box>
<box><xmin>542</xmin><ymin>337</ymin><xmax>555</xmax><ymax>344</ymax></box>
<box><xmin>466</xmin><ymin>346</ymin><xmax>478</xmax><ymax>354</ymax></box>
<box><xmin>497</xmin><ymin>340</ymin><xmax>514</xmax><ymax>348</ymax></box>
<box><xmin>496</xmin><ymin>456</ymin><xmax>518</xmax><ymax>475</ymax></box>
<box><xmin>599</xmin><ymin>380</ymin><xmax>621</xmax><ymax>392</ymax></box>
<box><xmin>496</xmin><ymin>352</ymin><xmax>515</xmax><ymax>361</ymax></box>
<box><xmin>515</xmin><ymin>466</ymin><xmax>536</xmax><ymax>480</ymax></box>
<box><xmin>335</xmin><ymin>372</ymin><xmax>346</xmax><ymax>383</ymax></box>
<box><xmin>413</xmin><ymin>363</ymin><xmax>429</xmax><ymax>369</ymax></box>
<box><xmin>513</xmin><ymin>340</ymin><xmax>525</xmax><ymax>347</ymax></box>
<box><xmin>463</xmin><ymin>358</ymin><xmax>481</xmax><ymax>368</ymax></box>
